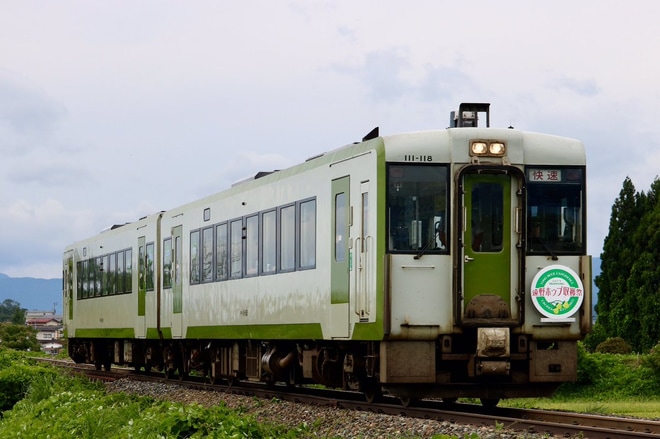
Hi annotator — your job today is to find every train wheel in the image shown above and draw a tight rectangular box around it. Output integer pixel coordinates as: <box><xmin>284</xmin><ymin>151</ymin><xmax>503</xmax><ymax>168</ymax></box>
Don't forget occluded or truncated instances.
<box><xmin>399</xmin><ymin>396</ymin><xmax>418</xmax><ymax>407</ymax></box>
<box><xmin>362</xmin><ymin>379</ymin><xmax>382</xmax><ymax>403</ymax></box>
<box><xmin>480</xmin><ymin>398</ymin><xmax>500</xmax><ymax>408</ymax></box>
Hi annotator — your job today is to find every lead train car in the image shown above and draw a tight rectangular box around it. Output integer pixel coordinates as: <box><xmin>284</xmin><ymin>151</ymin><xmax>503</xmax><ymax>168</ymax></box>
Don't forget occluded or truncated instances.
<box><xmin>63</xmin><ymin>103</ymin><xmax>591</xmax><ymax>406</ymax></box>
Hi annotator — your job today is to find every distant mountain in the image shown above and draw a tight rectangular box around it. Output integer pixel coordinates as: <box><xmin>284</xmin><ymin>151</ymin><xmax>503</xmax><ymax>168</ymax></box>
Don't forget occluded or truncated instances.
<box><xmin>0</xmin><ymin>273</ymin><xmax>62</xmax><ymax>314</ymax></box>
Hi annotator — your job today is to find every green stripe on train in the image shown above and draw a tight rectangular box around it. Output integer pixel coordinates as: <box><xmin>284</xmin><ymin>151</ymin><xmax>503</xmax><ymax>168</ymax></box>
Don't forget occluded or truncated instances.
<box><xmin>186</xmin><ymin>323</ymin><xmax>323</xmax><ymax>340</ymax></box>
<box><xmin>74</xmin><ymin>328</ymin><xmax>135</xmax><ymax>338</ymax></box>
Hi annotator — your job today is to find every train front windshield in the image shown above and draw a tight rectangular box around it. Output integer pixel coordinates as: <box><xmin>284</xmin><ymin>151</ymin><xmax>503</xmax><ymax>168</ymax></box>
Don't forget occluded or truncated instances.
<box><xmin>387</xmin><ymin>164</ymin><xmax>449</xmax><ymax>253</ymax></box>
<box><xmin>526</xmin><ymin>167</ymin><xmax>586</xmax><ymax>255</ymax></box>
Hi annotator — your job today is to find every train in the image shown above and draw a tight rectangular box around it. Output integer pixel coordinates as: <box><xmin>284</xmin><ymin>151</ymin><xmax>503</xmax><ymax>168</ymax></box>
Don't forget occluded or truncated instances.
<box><xmin>63</xmin><ymin>103</ymin><xmax>591</xmax><ymax>406</ymax></box>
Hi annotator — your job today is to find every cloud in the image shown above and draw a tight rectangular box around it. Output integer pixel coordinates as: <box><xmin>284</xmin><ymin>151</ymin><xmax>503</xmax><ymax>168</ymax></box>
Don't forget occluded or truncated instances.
<box><xmin>0</xmin><ymin>199</ymin><xmax>96</xmax><ymax>277</ymax></box>
<box><xmin>0</xmin><ymin>70</ymin><xmax>67</xmax><ymax>156</ymax></box>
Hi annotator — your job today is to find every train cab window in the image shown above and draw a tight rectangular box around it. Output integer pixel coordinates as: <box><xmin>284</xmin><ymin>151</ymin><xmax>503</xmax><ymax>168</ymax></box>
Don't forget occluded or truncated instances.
<box><xmin>163</xmin><ymin>238</ymin><xmax>172</xmax><ymax>289</ymax></box>
<box><xmin>261</xmin><ymin>210</ymin><xmax>277</xmax><ymax>275</ymax></box>
<box><xmin>146</xmin><ymin>243</ymin><xmax>155</xmax><ymax>291</ymax></box>
<box><xmin>299</xmin><ymin>199</ymin><xmax>316</xmax><ymax>269</ymax></box>
<box><xmin>215</xmin><ymin>223</ymin><xmax>228</xmax><ymax>280</ymax></box>
<box><xmin>190</xmin><ymin>230</ymin><xmax>200</xmax><ymax>284</ymax></box>
<box><xmin>387</xmin><ymin>164</ymin><xmax>449</xmax><ymax>253</ymax></box>
<box><xmin>230</xmin><ymin>219</ymin><xmax>243</xmax><ymax>278</ymax></box>
<box><xmin>527</xmin><ymin>167</ymin><xmax>585</xmax><ymax>255</ymax></box>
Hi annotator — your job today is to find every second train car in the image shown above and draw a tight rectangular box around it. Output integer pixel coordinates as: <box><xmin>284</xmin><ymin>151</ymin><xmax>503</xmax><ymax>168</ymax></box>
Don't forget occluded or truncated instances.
<box><xmin>64</xmin><ymin>103</ymin><xmax>591</xmax><ymax>406</ymax></box>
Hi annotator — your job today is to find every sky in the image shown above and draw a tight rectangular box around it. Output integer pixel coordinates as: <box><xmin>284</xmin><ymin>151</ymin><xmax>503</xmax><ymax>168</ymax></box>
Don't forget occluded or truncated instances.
<box><xmin>0</xmin><ymin>1</ymin><xmax>659</xmax><ymax>279</ymax></box>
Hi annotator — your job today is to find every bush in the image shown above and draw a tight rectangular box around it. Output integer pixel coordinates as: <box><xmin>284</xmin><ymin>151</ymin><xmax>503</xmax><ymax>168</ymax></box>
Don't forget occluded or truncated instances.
<box><xmin>642</xmin><ymin>342</ymin><xmax>660</xmax><ymax>377</ymax></box>
<box><xmin>0</xmin><ymin>350</ymin><xmax>56</xmax><ymax>411</ymax></box>
<box><xmin>595</xmin><ymin>337</ymin><xmax>633</xmax><ymax>354</ymax></box>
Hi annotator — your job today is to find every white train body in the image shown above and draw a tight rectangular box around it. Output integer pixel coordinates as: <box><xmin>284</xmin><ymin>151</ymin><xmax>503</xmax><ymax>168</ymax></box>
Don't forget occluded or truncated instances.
<box><xmin>64</xmin><ymin>104</ymin><xmax>591</xmax><ymax>404</ymax></box>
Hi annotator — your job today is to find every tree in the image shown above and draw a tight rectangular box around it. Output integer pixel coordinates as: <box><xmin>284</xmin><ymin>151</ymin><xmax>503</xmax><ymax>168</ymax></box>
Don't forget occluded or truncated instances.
<box><xmin>595</xmin><ymin>177</ymin><xmax>642</xmax><ymax>339</ymax></box>
<box><xmin>595</xmin><ymin>176</ymin><xmax>660</xmax><ymax>352</ymax></box>
<box><xmin>0</xmin><ymin>323</ymin><xmax>40</xmax><ymax>351</ymax></box>
<box><xmin>0</xmin><ymin>300</ymin><xmax>25</xmax><ymax>324</ymax></box>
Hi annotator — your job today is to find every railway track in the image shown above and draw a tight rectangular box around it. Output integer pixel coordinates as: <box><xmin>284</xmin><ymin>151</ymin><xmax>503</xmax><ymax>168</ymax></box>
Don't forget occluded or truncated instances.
<box><xmin>38</xmin><ymin>358</ymin><xmax>660</xmax><ymax>439</ymax></box>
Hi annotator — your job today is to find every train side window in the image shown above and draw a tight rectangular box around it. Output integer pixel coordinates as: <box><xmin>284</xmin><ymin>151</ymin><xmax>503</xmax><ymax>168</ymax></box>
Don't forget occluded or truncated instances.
<box><xmin>81</xmin><ymin>260</ymin><xmax>89</xmax><ymax>298</ymax></box>
<box><xmin>230</xmin><ymin>219</ymin><xmax>243</xmax><ymax>278</ymax></box>
<box><xmin>261</xmin><ymin>210</ymin><xmax>277</xmax><ymax>275</ymax></box>
<box><xmin>125</xmin><ymin>249</ymin><xmax>132</xmax><ymax>293</ymax></box>
<box><xmin>108</xmin><ymin>253</ymin><xmax>116</xmax><ymax>294</ymax></box>
<box><xmin>190</xmin><ymin>230</ymin><xmax>201</xmax><ymax>284</ymax></box>
<box><xmin>94</xmin><ymin>257</ymin><xmax>102</xmax><ymax>297</ymax></box>
<box><xmin>201</xmin><ymin>227</ymin><xmax>214</xmax><ymax>283</ymax></box>
<box><xmin>215</xmin><ymin>223</ymin><xmax>228</xmax><ymax>281</ymax></box>
<box><xmin>102</xmin><ymin>255</ymin><xmax>110</xmax><ymax>296</ymax></box>
<box><xmin>146</xmin><ymin>242</ymin><xmax>155</xmax><ymax>291</ymax></box>
<box><xmin>279</xmin><ymin>204</ymin><xmax>296</xmax><ymax>272</ymax></box>
<box><xmin>299</xmin><ymin>198</ymin><xmax>316</xmax><ymax>269</ymax></box>
<box><xmin>245</xmin><ymin>214</ymin><xmax>259</xmax><ymax>277</ymax></box>
<box><xmin>163</xmin><ymin>238</ymin><xmax>172</xmax><ymax>289</ymax></box>
<box><xmin>116</xmin><ymin>251</ymin><xmax>124</xmax><ymax>293</ymax></box>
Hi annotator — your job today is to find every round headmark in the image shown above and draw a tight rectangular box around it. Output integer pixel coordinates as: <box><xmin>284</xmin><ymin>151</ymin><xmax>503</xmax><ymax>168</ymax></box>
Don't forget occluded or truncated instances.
<box><xmin>530</xmin><ymin>265</ymin><xmax>584</xmax><ymax>319</ymax></box>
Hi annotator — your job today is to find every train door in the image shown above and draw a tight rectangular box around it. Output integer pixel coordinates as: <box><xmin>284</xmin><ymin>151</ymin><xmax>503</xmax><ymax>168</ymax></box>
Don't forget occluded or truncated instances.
<box><xmin>355</xmin><ymin>181</ymin><xmax>371</xmax><ymax>321</ymax></box>
<box><xmin>63</xmin><ymin>251</ymin><xmax>74</xmax><ymax>323</ymax></box>
<box><xmin>460</xmin><ymin>172</ymin><xmax>516</xmax><ymax>323</ymax></box>
<box><xmin>171</xmin><ymin>225</ymin><xmax>183</xmax><ymax>337</ymax></box>
<box><xmin>331</xmin><ymin>176</ymin><xmax>350</xmax><ymax>337</ymax></box>
<box><xmin>137</xmin><ymin>237</ymin><xmax>147</xmax><ymax>337</ymax></box>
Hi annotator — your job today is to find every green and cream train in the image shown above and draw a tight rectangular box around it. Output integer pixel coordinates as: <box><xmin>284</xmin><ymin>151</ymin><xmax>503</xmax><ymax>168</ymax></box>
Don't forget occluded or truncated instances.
<box><xmin>63</xmin><ymin>103</ymin><xmax>591</xmax><ymax>406</ymax></box>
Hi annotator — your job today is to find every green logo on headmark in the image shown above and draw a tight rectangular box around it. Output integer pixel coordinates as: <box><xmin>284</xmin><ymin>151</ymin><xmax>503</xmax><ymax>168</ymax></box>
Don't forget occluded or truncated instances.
<box><xmin>530</xmin><ymin>265</ymin><xmax>584</xmax><ymax>319</ymax></box>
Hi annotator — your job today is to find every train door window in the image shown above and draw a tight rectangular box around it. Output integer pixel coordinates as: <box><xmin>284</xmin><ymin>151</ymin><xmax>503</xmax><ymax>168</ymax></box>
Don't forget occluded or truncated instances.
<box><xmin>470</xmin><ymin>182</ymin><xmax>504</xmax><ymax>252</ymax></box>
<box><xmin>335</xmin><ymin>193</ymin><xmax>346</xmax><ymax>262</ymax></box>
<box><xmin>245</xmin><ymin>214</ymin><xmax>259</xmax><ymax>277</ymax></box>
<box><xmin>76</xmin><ymin>261</ymin><xmax>82</xmax><ymax>299</ymax></box>
<box><xmin>261</xmin><ymin>210</ymin><xmax>276</xmax><ymax>275</ymax></box>
<box><xmin>215</xmin><ymin>223</ymin><xmax>228</xmax><ymax>281</ymax></box>
<box><xmin>230</xmin><ymin>219</ymin><xmax>243</xmax><ymax>278</ymax></box>
<box><xmin>146</xmin><ymin>243</ymin><xmax>155</xmax><ymax>291</ymax></box>
<box><xmin>526</xmin><ymin>167</ymin><xmax>585</xmax><ymax>254</ymax></box>
<box><xmin>299</xmin><ymin>198</ymin><xmax>316</xmax><ymax>269</ymax></box>
<box><xmin>190</xmin><ymin>230</ymin><xmax>200</xmax><ymax>284</ymax></box>
<box><xmin>163</xmin><ymin>238</ymin><xmax>172</xmax><ymax>289</ymax></box>
<box><xmin>173</xmin><ymin>236</ymin><xmax>181</xmax><ymax>288</ymax></box>
<box><xmin>138</xmin><ymin>244</ymin><xmax>146</xmax><ymax>290</ymax></box>
<box><xmin>125</xmin><ymin>248</ymin><xmax>133</xmax><ymax>293</ymax></box>
<box><xmin>108</xmin><ymin>253</ymin><xmax>116</xmax><ymax>294</ymax></box>
<box><xmin>279</xmin><ymin>204</ymin><xmax>295</xmax><ymax>272</ymax></box>
<box><xmin>117</xmin><ymin>250</ymin><xmax>125</xmax><ymax>293</ymax></box>
<box><xmin>201</xmin><ymin>227</ymin><xmax>214</xmax><ymax>282</ymax></box>
<box><xmin>387</xmin><ymin>164</ymin><xmax>449</xmax><ymax>253</ymax></box>
<box><xmin>362</xmin><ymin>192</ymin><xmax>368</xmax><ymax>249</ymax></box>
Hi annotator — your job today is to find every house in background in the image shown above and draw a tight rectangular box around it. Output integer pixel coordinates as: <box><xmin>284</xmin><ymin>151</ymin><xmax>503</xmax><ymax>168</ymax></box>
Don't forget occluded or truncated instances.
<box><xmin>25</xmin><ymin>310</ymin><xmax>63</xmax><ymax>354</ymax></box>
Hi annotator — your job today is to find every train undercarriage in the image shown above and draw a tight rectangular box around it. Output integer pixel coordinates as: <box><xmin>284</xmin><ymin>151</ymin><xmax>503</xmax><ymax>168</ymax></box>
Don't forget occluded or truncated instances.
<box><xmin>69</xmin><ymin>331</ymin><xmax>576</xmax><ymax>407</ymax></box>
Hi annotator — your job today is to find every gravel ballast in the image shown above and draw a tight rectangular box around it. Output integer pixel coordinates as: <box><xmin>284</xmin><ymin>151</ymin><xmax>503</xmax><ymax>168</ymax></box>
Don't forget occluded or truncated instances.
<box><xmin>106</xmin><ymin>378</ymin><xmax>559</xmax><ymax>438</ymax></box>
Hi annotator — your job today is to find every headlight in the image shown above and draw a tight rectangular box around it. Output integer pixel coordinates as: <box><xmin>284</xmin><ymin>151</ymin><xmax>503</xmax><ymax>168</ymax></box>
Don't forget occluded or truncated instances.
<box><xmin>489</xmin><ymin>142</ymin><xmax>505</xmax><ymax>155</ymax></box>
<box><xmin>471</xmin><ymin>142</ymin><xmax>488</xmax><ymax>155</ymax></box>
<box><xmin>470</xmin><ymin>140</ymin><xmax>506</xmax><ymax>157</ymax></box>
